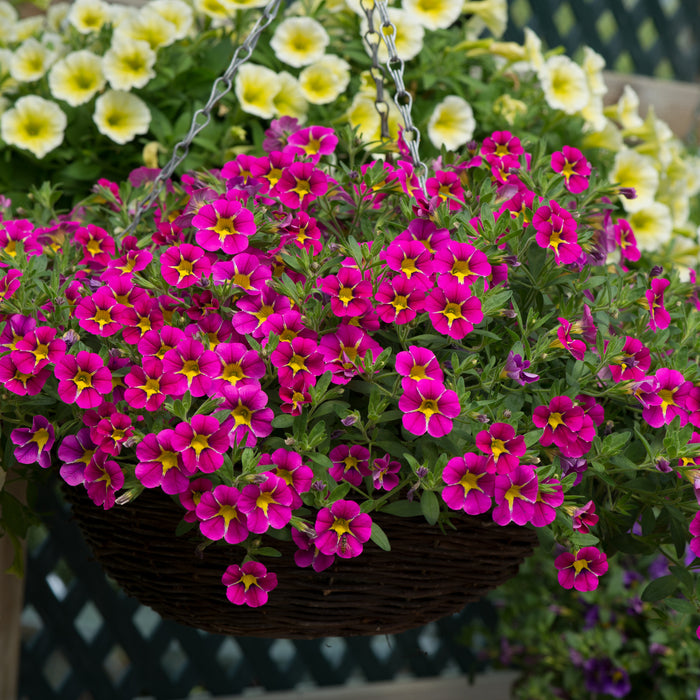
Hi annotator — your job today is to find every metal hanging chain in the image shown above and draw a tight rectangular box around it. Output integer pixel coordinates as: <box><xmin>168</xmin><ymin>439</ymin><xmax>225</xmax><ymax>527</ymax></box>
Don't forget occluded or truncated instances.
<box><xmin>359</xmin><ymin>0</ymin><xmax>390</xmax><ymax>140</ymax></box>
<box><xmin>123</xmin><ymin>0</ymin><xmax>283</xmax><ymax>237</ymax></box>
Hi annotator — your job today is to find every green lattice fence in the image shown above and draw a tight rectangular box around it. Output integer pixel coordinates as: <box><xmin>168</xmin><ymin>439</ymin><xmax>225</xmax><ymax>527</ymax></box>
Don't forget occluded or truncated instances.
<box><xmin>504</xmin><ymin>0</ymin><xmax>700</xmax><ymax>81</ymax></box>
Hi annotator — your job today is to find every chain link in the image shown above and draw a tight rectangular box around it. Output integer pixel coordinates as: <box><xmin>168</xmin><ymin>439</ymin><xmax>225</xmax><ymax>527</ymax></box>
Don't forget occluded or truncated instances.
<box><xmin>359</xmin><ymin>0</ymin><xmax>390</xmax><ymax>140</ymax></box>
<box><xmin>123</xmin><ymin>0</ymin><xmax>283</xmax><ymax>236</ymax></box>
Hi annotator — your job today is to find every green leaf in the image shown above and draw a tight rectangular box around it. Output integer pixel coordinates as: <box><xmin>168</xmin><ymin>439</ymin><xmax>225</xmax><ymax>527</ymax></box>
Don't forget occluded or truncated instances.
<box><xmin>641</xmin><ymin>575</ymin><xmax>678</xmax><ymax>603</ymax></box>
<box><xmin>255</xmin><ymin>547</ymin><xmax>282</xmax><ymax>558</ymax></box>
<box><xmin>420</xmin><ymin>490</ymin><xmax>440</xmax><ymax>525</ymax></box>
<box><xmin>307</xmin><ymin>452</ymin><xmax>334</xmax><ymax>471</ymax></box>
<box><xmin>271</xmin><ymin>413</ymin><xmax>295</xmax><ymax>428</ymax></box>
<box><xmin>370</xmin><ymin>522</ymin><xmax>391</xmax><ymax>551</ymax></box>
<box><xmin>379</xmin><ymin>501</ymin><xmax>423</xmax><ymax>517</ymax></box>
<box><xmin>664</xmin><ymin>597</ymin><xmax>697</xmax><ymax>614</ymax></box>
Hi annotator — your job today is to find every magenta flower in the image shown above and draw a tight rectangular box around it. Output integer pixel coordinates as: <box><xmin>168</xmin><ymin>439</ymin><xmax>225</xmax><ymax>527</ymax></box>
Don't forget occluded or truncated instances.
<box><xmin>425</xmin><ymin>278</ymin><xmax>483</xmax><ymax>339</ymax></box>
<box><xmin>315</xmin><ymin>500</ymin><xmax>372</xmax><ymax>559</ymax></box>
<box><xmin>74</xmin><ymin>224</ymin><xmax>116</xmax><ymax>268</ymax></box>
<box><xmin>162</xmin><ymin>337</ymin><xmax>221</xmax><ymax>397</ymax></box>
<box><xmin>531</xmin><ymin>477</ymin><xmax>564</xmax><ymax>527</ymax></box>
<box><xmin>689</xmin><ymin>512</ymin><xmax>700</xmax><ymax>559</ymax></box>
<box><xmin>291</xmin><ymin>528</ymin><xmax>335</xmax><ymax>572</ymax></box>
<box><xmin>481</xmin><ymin>130</ymin><xmax>523</xmax><ymax>170</ymax></box>
<box><xmin>220</xmin><ymin>383</ymin><xmax>274</xmax><ymax>447</ymax></box>
<box><xmin>135</xmin><ymin>429</ymin><xmax>189</xmax><ymax>494</ymax></box>
<box><xmin>555</xmin><ymin>546</ymin><xmax>608</xmax><ymax>592</ymax></box>
<box><xmin>57</xmin><ymin>428</ymin><xmax>96</xmax><ymax>486</ymax></box>
<box><xmin>238</xmin><ymin>473</ymin><xmax>293</xmax><ymax>533</ymax></box>
<box><xmin>532</xmin><ymin>395</ymin><xmax>596</xmax><ymax>458</ymax></box>
<box><xmin>287</xmin><ymin>125</ymin><xmax>338</xmax><ymax>160</ymax></box>
<box><xmin>533</xmin><ymin>201</ymin><xmax>581</xmax><ymax>265</ymax></box>
<box><xmin>394</xmin><ymin>217</ymin><xmax>450</xmax><ymax>255</ymax></box>
<box><xmin>375</xmin><ymin>274</ymin><xmax>426</xmax><ymax>325</ymax></box>
<box><xmin>114</xmin><ymin>296</ymin><xmax>164</xmax><ymax>345</ymax></box>
<box><xmin>213</xmin><ymin>252</ymin><xmax>271</xmax><ymax>295</ymax></box>
<box><xmin>431</xmin><ymin>241</ymin><xmax>491</xmax><ymax>286</ymax></box>
<box><xmin>492</xmin><ymin>464</ymin><xmax>538</xmax><ymax>526</ymax></box>
<box><xmin>160</xmin><ymin>243</ymin><xmax>212</xmax><ymax>289</ymax></box>
<box><xmin>398</xmin><ymin>379</ymin><xmax>460</xmax><ymax>438</ymax></box>
<box><xmin>395</xmin><ymin>346</ymin><xmax>443</xmax><ymax>383</ymax></box>
<box><xmin>90</xmin><ymin>412</ymin><xmax>133</xmax><ymax>456</ymax></box>
<box><xmin>329</xmin><ymin>444</ymin><xmax>371</xmax><ymax>486</ymax></box>
<box><xmin>475</xmin><ymin>422</ymin><xmax>526</xmax><ymax>475</ymax></box>
<box><xmin>278</xmin><ymin>211</ymin><xmax>323</xmax><ymax>254</ymax></box>
<box><xmin>171</xmin><ymin>415</ymin><xmax>232</xmax><ymax>474</ymax></box>
<box><xmin>179</xmin><ymin>477</ymin><xmax>213</xmax><ymax>523</ymax></box>
<box><xmin>222</xmin><ymin>561</ymin><xmax>277</xmax><ymax>607</ymax></box>
<box><xmin>10</xmin><ymin>415</ymin><xmax>55</xmax><ymax>469</ymax></box>
<box><xmin>0</xmin><ymin>354</ymin><xmax>51</xmax><ymax>396</ymax></box>
<box><xmin>318</xmin><ymin>324</ymin><xmax>383</xmax><ymax>385</ymax></box>
<box><xmin>258</xmin><ymin>448</ymin><xmax>313</xmax><ymax>509</ymax></box>
<box><xmin>192</xmin><ymin>197</ymin><xmax>255</xmax><ymax>254</ymax></box>
<box><xmin>642</xmin><ymin>368</ymin><xmax>691</xmax><ymax>428</ymax></box>
<box><xmin>371</xmin><ymin>454</ymin><xmax>402</xmax><ymax>491</ymax></box>
<box><xmin>0</xmin><ymin>269</ymin><xmax>22</xmax><ymax>301</ymax></box>
<box><xmin>138</xmin><ymin>326</ymin><xmax>186</xmax><ymax>359</ymax></box>
<box><xmin>382</xmin><ymin>238</ymin><xmax>434</xmax><ymax>286</ymax></box>
<box><xmin>614</xmin><ymin>218</ymin><xmax>640</xmax><ymax>262</ymax></box>
<box><xmin>74</xmin><ymin>287</ymin><xmax>126</xmax><ymax>338</ymax></box>
<box><xmin>124</xmin><ymin>357</ymin><xmax>184</xmax><ymax>411</ymax></box>
<box><xmin>196</xmin><ymin>484</ymin><xmax>249</xmax><ymax>544</ymax></box>
<box><xmin>270</xmin><ymin>336</ymin><xmax>325</xmax><ymax>388</ymax></box>
<box><xmin>54</xmin><ymin>351</ymin><xmax>113</xmax><ymax>409</ymax></box>
<box><xmin>608</xmin><ymin>336</ymin><xmax>650</xmax><ymax>383</ymax></box>
<box><xmin>551</xmin><ymin>145</ymin><xmax>591</xmax><ymax>193</ymax></box>
<box><xmin>84</xmin><ymin>451</ymin><xmax>124</xmax><ymax>509</ymax></box>
<box><xmin>319</xmin><ymin>266</ymin><xmax>373</xmax><ymax>318</ymax></box>
<box><xmin>571</xmin><ymin>500</ymin><xmax>599</xmax><ymax>533</ymax></box>
<box><xmin>214</xmin><ymin>342</ymin><xmax>266</xmax><ymax>392</ymax></box>
<box><xmin>425</xmin><ymin>170</ymin><xmax>465</xmax><ymax>211</ymax></box>
<box><xmin>233</xmin><ymin>287</ymin><xmax>291</xmax><ymax>339</ymax></box>
<box><xmin>275</xmin><ymin>161</ymin><xmax>328</xmax><ymax>208</ymax></box>
<box><xmin>279</xmin><ymin>379</ymin><xmax>312</xmax><ymax>416</ymax></box>
<box><xmin>441</xmin><ymin>453</ymin><xmax>495</xmax><ymax>515</ymax></box>
<box><xmin>646</xmin><ymin>277</ymin><xmax>671</xmax><ymax>331</ymax></box>
<box><xmin>556</xmin><ymin>317</ymin><xmax>586</xmax><ymax>361</ymax></box>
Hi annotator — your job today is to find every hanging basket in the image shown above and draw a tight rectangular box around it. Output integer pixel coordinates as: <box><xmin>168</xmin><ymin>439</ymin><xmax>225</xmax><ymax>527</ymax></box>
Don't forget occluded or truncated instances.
<box><xmin>65</xmin><ymin>486</ymin><xmax>537</xmax><ymax>638</ymax></box>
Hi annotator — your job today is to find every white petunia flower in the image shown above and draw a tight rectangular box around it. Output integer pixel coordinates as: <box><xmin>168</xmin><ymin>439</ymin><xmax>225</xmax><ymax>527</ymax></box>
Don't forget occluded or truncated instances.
<box><xmin>270</xmin><ymin>17</ymin><xmax>330</xmax><ymax>68</ymax></box>
<box><xmin>626</xmin><ymin>202</ymin><xmax>673</xmax><ymax>251</ymax></box>
<box><xmin>428</xmin><ymin>95</ymin><xmax>475</xmax><ymax>151</ymax></box>
<box><xmin>14</xmin><ymin>16</ymin><xmax>44</xmax><ymax>41</ymax></box>
<box><xmin>610</xmin><ymin>148</ymin><xmax>659</xmax><ymax>212</ymax></box>
<box><xmin>103</xmin><ymin>37</ymin><xmax>157</xmax><ymax>91</ymax></box>
<box><xmin>10</xmin><ymin>38</ymin><xmax>56</xmax><ymax>83</ymax></box>
<box><xmin>361</xmin><ymin>8</ymin><xmax>424</xmax><ymax>62</ymax></box>
<box><xmin>235</xmin><ymin>63</ymin><xmax>281</xmax><ymax>119</ymax></box>
<box><xmin>613</xmin><ymin>85</ymin><xmax>644</xmax><ymax>130</ymax></box>
<box><xmin>48</xmin><ymin>50</ymin><xmax>106</xmax><ymax>106</ymax></box>
<box><xmin>299</xmin><ymin>54</ymin><xmax>350</xmax><ymax>105</ymax></box>
<box><xmin>113</xmin><ymin>6</ymin><xmax>179</xmax><ymax>50</ymax></box>
<box><xmin>582</xmin><ymin>118</ymin><xmax>624</xmax><ymax>152</ymax></box>
<box><xmin>93</xmin><ymin>90</ymin><xmax>151</xmax><ymax>144</ymax></box>
<box><xmin>402</xmin><ymin>0</ymin><xmax>462</xmax><ymax>30</ymax></box>
<box><xmin>582</xmin><ymin>46</ymin><xmax>607</xmax><ymax>97</ymax></box>
<box><xmin>272</xmin><ymin>71</ymin><xmax>308</xmax><ymax>122</ymax></box>
<box><xmin>538</xmin><ymin>55</ymin><xmax>589</xmax><ymax>114</ymax></box>
<box><xmin>463</xmin><ymin>0</ymin><xmax>508</xmax><ymax>39</ymax></box>
<box><xmin>1</xmin><ymin>95</ymin><xmax>67</xmax><ymax>159</ymax></box>
<box><xmin>67</xmin><ymin>0</ymin><xmax>112</xmax><ymax>34</ymax></box>
<box><xmin>46</xmin><ymin>3</ymin><xmax>71</xmax><ymax>32</ymax></box>
<box><xmin>147</xmin><ymin>0</ymin><xmax>194</xmax><ymax>40</ymax></box>
<box><xmin>0</xmin><ymin>1</ymin><xmax>18</xmax><ymax>43</ymax></box>
<box><xmin>522</xmin><ymin>27</ymin><xmax>544</xmax><ymax>72</ymax></box>
<box><xmin>193</xmin><ymin>0</ymin><xmax>231</xmax><ymax>22</ymax></box>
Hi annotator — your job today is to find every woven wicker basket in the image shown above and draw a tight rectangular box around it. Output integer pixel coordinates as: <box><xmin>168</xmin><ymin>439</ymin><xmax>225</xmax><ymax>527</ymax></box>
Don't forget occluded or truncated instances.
<box><xmin>66</xmin><ymin>486</ymin><xmax>537</xmax><ymax>638</ymax></box>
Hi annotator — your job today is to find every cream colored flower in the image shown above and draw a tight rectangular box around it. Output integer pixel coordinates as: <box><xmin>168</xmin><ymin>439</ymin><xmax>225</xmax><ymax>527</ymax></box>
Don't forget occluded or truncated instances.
<box><xmin>493</xmin><ymin>94</ymin><xmax>527</xmax><ymax>126</ymax></box>
<box><xmin>610</xmin><ymin>148</ymin><xmax>659</xmax><ymax>212</ymax></box>
<box><xmin>428</xmin><ymin>95</ymin><xmax>475</xmax><ymax>151</ymax></box>
<box><xmin>114</xmin><ymin>6</ymin><xmax>178</xmax><ymax>50</ymax></box>
<box><xmin>539</xmin><ymin>55</ymin><xmax>589</xmax><ymax>114</ymax></box>
<box><xmin>103</xmin><ymin>37</ymin><xmax>157</xmax><ymax>91</ymax></box>
<box><xmin>0</xmin><ymin>1</ymin><xmax>17</xmax><ymax>43</ymax></box>
<box><xmin>463</xmin><ymin>0</ymin><xmax>507</xmax><ymax>38</ymax></box>
<box><xmin>402</xmin><ymin>0</ymin><xmax>462</xmax><ymax>30</ymax></box>
<box><xmin>0</xmin><ymin>49</ymin><xmax>17</xmax><ymax>91</ymax></box>
<box><xmin>1</xmin><ymin>95</ymin><xmax>67</xmax><ymax>158</ymax></box>
<box><xmin>609</xmin><ymin>84</ymin><xmax>644</xmax><ymax>129</ymax></box>
<box><xmin>346</xmin><ymin>92</ymin><xmax>401</xmax><ymax>145</ymax></box>
<box><xmin>626</xmin><ymin>202</ymin><xmax>673</xmax><ymax>251</ymax></box>
<box><xmin>580</xmin><ymin>93</ymin><xmax>606</xmax><ymax>133</ymax></box>
<box><xmin>235</xmin><ymin>63</ymin><xmax>281</xmax><ymax>119</ymax></box>
<box><xmin>14</xmin><ymin>16</ymin><xmax>44</xmax><ymax>41</ymax></box>
<box><xmin>582</xmin><ymin>46</ymin><xmax>606</xmax><ymax>97</ymax></box>
<box><xmin>628</xmin><ymin>105</ymin><xmax>674</xmax><ymax>168</ymax></box>
<box><xmin>193</xmin><ymin>0</ymin><xmax>231</xmax><ymax>22</ymax></box>
<box><xmin>270</xmin><ymin>17</ymin><xmax>329</xmax><ymax>68</ymax></box>
<box><xmin>93</xmin><ymin>90</ymin><xmax>151</xmax><ymax>144</ymax></box>
<box><xmin>68</xmin><ymin>0</ymin><xmax>112</xmax><ymax>34</ymax></box>
<box><xmin>361</xmin><ymin>8</ymin><xmax>424</xmax><ymax>62</ymax></box>
<box><xmin>10</xmin><ymin>38</ymin><xmax>56</xmax><ymax>83</ymax></box>
<box><xmin>299</xmin><ymin>54</ymin><xmax>350</xmax><ymax>105</ymax></box>
<box><xmin>272</xmin><ymin>71</ymin><xmax>308</xmax><ymax>122</ymax></box>
<box><xmin>46</xmin><ymin>3</ymin><xmax>71</xmax><ymax>32</ymax></box>
<box><xmin>522</xmin><ymin>27</ymin><xmax>544</xmax><ymax>72</ymax></box>
<box><xmin>582</xmin><ymin>118</ymin><xmax>623</xmax><ymax>152</ymax></box>
<box><xmin>147</xmin><ymin>0</ymin><xmax>194</xmax><ymax>40</ymax></box>
<box><xmin>225</xmin><ymin>0</ymin><xmax>271</xmax><ymax>8</ymax></box>
<box><xmin>48</xmin><ymin>50</ymin><xmax>105</xmax><ymax>106</ymax></box>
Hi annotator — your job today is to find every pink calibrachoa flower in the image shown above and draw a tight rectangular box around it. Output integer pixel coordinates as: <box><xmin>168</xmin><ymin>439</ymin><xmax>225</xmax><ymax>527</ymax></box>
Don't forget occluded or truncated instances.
<box><xmin>492</xmin><ymin>464</ymin><xmax>538</xmax><ymax>526</ymax></box>
<box><xmin>84</xmin><ymin>451</ymin><xmax>124</xmax><ymax>509</ymax></box>
<box><xmin>425</xmin><ymin>170</ymin><xmax>465</xmax><ymax>211</ymax></box>
<box><xmin>608</xmin><ymin>336</ymin><xmax>650</xmax><ymax>383</ymax></box>
<box><xmin>74</xmin><ymin>224</ymin><xmax>116</xmax><ymax>269</ymax></box>
<box><xmin>646</xmin><ymin>277</ymin><xmax>671</xmax><ymax>331</ymax></box>
<box><xmin>555</xmin><ymin>546</ymin><xmax>608</xmax><ymax>592</ymax></box>
<box><xmin>318</xmin><ymin>323</ymin><xmax>382</xmax><ymax>385</ymax></box>
<box><xmin>395</xmin><ymin>346</ymin><xmax>443</xmax><ymax>384</ymax></box>
<box><xmin>382</xmin><ymin>238</ymin><xmax>434</xmax><ymax>287</ymax></box>
<box><xmin>213</xmin><ymin>252</ymin><xmax>271</xmax><ymax>295</ymax></box>
<box><xmin>371</xmin><ymin>454</ymin><xmax>401</xmax><ymax>491</ymax></box>
<box><xmin>431</xmin><ymin>241</ymin><xmax>491</xmax><ymax>286</ymax></box>
<box><xmin>614</xmin><ymin>218</ymin><xmax>640</xmax><ymax>262</ymax></box>
<box><xmin>124</xmin><ymin>357</ymin><xmax>184</xmax><ymax>411</ymax></box>
<box><xmin>196</xmin><ymin>484</ymin><xmax>249</xmax><ymax>543</ymax></box>
<box><xmin>1</xmin><ymin>314</ymin><xmax>36</xmax><ymax>353</ymax></box>
<box><xmin>275</xmin><ymin>161</ymin><xmax>328</xmax><ymax>208</ymax></box>
<box><xmin>90</xmin><ymin>412</ymin><xmax>133</xmax><ymax>456</ymax></box>
<box><xmin>57</xmin><ymin>428</ymin><xmax>97</xmax><ymax>486</ymax></box>
<box><xmin>258</xmin><ymin>448</ymin><xmax>313</xmax><ymax>509</ymax></box>
<box><xmin>425</xmin><ymin>278</ymin><xmax>483</xmax><ymax>339</ymax></box>
<box><xmin>10</xmin><ymin>415</ymin><xmax>55</xmax><ymax>469</ymax></box>
<box><xmin>179</xmin><ymin>477</ymin><xmax>213</xmax><ymax>523</ymax></box>
<box><xmin>0</xmin><ymin>354</ymin><xmax>52</xmax><ymax>396</ymax></box>
<box><xmin>533</xmin><ymin>200</ymin><xmax>581</xmax><ymax>265</ymax></box>
<box><xmin>270</xmin><ymin>336</ymin><xmax>325</xmax><ymax>388</ymax></box>
<box><xmin>214</xmin><ymin>342</ymin><xmax>266</xmax><ymax>392</ymax></box>
<box><xmin>531</xmin><ymin>477</ymin><xmax>564</xmax><ymax>527</ymax></box>
<box><xmin>162</xmin><ymin>337</ymin><xmax>221</xmax><ymax>397</ymax></box>
<box><xmin>642</xmin><ymin>368</ymin><xmax>692</xmax><ymax>428</ymax></box>
<box><xmin>375</xmin><ymin>274</ymin><xmax>426</xmax><ymax>325</ymax></box>
<box><xmin>233</xmin><ymin>287</ymin><xmax>291</xmax><ymax>339</ymax></box>
<box><xmin>172</xmin><ymin>414</ymin><xmax>233</xmax><ymax>474</ymax></box>
<box><xmin>689</xmin><ymin>512</ymin><xmax>700</xmax><ymax>559</ymax></box>
<box><xmin>291</xmin><ymin>528</ymin><xmax>335</xmax><ymax>572</ymax></box>
<box><xmin>475</xmin><ymin>422</ymin><xmax>526</xmax><ymax>475</ymax></box>
<box><xmin>441</xmin><ymin>453</ymin><xmax>495</xmax><ymax>515</ymax></box>
<box><xmin>398</xmin><ymin>379</ymin><xmax>460</xmax><ymax>438</ymax></box>
<box><xmin>74</xmin><ymin>287</ymin><xmax>125</xmax><ymax>338</ymax></box>
<box><xmin>287</xmin><ymin>125</ymin><xmax>338</xmax><ymax>160</ymax></box>
<box><xmin>532</xmin><ymin>395</ymin><xmax>596</xmax><ymax>458</ymax></box>
<box><xmin>315</xmin><ymin>500</ymin><xmax>372</xmax><ymax>559</ymax></box>
<box><xmin>238</xmin><ymin>473</ymin><xmax>293</xmax><ymax>533</ymax></box>
<box><xmin>328</xmin><ymin>444</ymin><xmax>371</xmax><ymax>486</ymax></box>
<box><xmin>114</xmin><ymin>297</ymin><xmax>164</xmax><ymax>345</ymax></box>
<box><xmin>551</xmin><ymin>145</ymin><xmax>591</xmax><ymax>193</ymax></box>
<box><xmin>160</xmin><ymin>243</ymin><xmax>212</xmax><ymax>289</ymax></box>
<box><xmin>395</xmin><ymin>217</ymin><xmax>450</xmax><ymax>255</ymax></box>
<box><xmin>481</xmin><ymin>130</ymin><xmax>523</xmax><ymax>170</ymax></box>
<box><xmin>279</xmin><ymin>379</ymin><xmax>311</xmax><ymax>416</ymax></box>
<box><xmin>54</xmin><ymin>351</ymin><xmax>113</xmax><ymax>409</ymax></box>
<box><xmin>138</xmin><ymin>326</ymin><xmax>186</xmax><ymax>359</ymax></box>
<box><xmin>135</xmin><ymin>429</ymin><xmax>190</xmax><ymax>494</ymax></box>
<box><xmin>192</xmin><ymin>197</ymin><xmax>255</xmax><ymax>254</ymax></box>
<box><xmin>222</xmin><ymin>561</ymin><xmax>277</xmax><ymax>607</ymax></box>
<box><xmin>0</xmin><ymin>269</ymin><xmax>22</xmax><ymax>301</ymax></box>
<box><xmin>556</xmin><ymin>317</ymin><xmax>586</xmax><ymax>361</ymax></box>
<box><xmin>278</xmin><ymin>212</ymin><xmax>323</xmax><ymax>254</ymax></box>
<box><xmin>571</xmin><ymin>500</ymin><xmax>599</xmax><ymax>534</ymax></box>
<box><xmin>319</xmin><ymin>266</ymin><xmax>373</xmax><ymax>318</ymax></box>
<box><xmin>220</xmin><ymin>383</ymin><xmax>274</xmax><ymax>447</ymax></box>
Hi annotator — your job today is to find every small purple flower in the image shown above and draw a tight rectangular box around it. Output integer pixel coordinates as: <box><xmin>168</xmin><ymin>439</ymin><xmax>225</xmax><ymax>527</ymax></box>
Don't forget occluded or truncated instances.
<box><xmin>10</xmin><ymin>415</ymin><xmax>55</xmax><ymax>469</ymax></box>
<box><xmin>583</xmin><ymin>657</ymin><xmax>631</xmax><ymax>697</ymax></box>
<box><xmin>502</xmin><ymin>351</ymin><xmax>539</xmax><ymax>385</ymax></box>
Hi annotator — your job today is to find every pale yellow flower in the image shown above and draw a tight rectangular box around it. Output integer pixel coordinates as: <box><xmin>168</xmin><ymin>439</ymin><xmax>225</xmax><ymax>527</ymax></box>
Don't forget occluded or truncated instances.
<box><xmin>428</xmin><ymin>95</ymin><xmax>475</xmax><ymax>151</ymax></box>
<box><xmin>235</xmin><ymin>63</ymin><xmax>281</xmax><ymax>119</ymax></box>
<box><xmin>147</xmin><ymin>0</ymin><xmax>194</xmax><ymax>40</ymax></box>
<box><xmin>1</xmin><ymin>95</ymin><xmax>67</xmax><ymax>158</ymax></box>
<box><xmin>610</xmin><ymin>148</ymin><xmax>659</xmax><ymax>212</ymax></box>
<box><xmin>0</xmin><ymin>49</ymin><xmax>17</xmax><ymax>91</ymax></box>
<box><xmin>493</xmin><ymin>94</ymin><xmax>527</xmax><ymax>126</ymax></box>
<box><xmin>539</xmin><ymin>55</ymin><xmax>589</xmax><ymax>114</ymax></box>
<box><xmin>402</xmin><ymin>0</ymin><xmax>462</xmax><ymax>31</ymax></box>
<box><xmin>114</xmin><ymin>6</ymin><xmax>179</xmax><ymax>50</ymax></box>
<box><xmin>272</xmin><ymin>71</ymin><xmax>308</xmax><ymax>122</ymax></box>
<box><xmin>522</xmin><ymin>27</ymin><xmax>544</xmax><ymax>72</ymax></box>
<box><xmin>580</xmin><ymin>93</ymin><xmax>606</xmax><ymax>133</ymax></box>
<box><xmin>93</xmin><ymin>90</ymin><xmax>151</xmax><ymax>144</ymax></box>
<box><xmin>68</xmin><ymin>0</ymin><xmax>112</xmax><ymax>34</ymax></box>
<box><xmin>225</xmin><ymin>0</ymin><xmax>271</xmax><ymax>8</ymax></box>
<box><xmin>299</xmin><ymin>54</ymin><xmax>350</xmax><ymax>105</ymax></box>
<box><xmin>463</xmin><ymin>0</ymin><xmax>507</xmax><ymax>38</ymax></box>
<box><xmin>48</xmin><ymin>50</ymin><xmax>105</xmax><ymax>106</ymax></box>
<box><xmin>10</xmin><ymin>38</ymin><xmax>56</xmax><ymax>83</ymax></box>
<box><xmin>582</xmin><ymin>46</ymin><xmax>606</xmax><ymax>97</ymax></box>
<box><xmin>14</xmin><ymin>17</ymin><xmax>44</xmax><ymax>41</ymax></box>
<box><xmin>103</xmin><ymin>37</ymin><xmax>157</xmax><ymax>91</ymax></box>
<box><xmin>628</xmin><ymin>105</ymin><xmax>674</xmax><ymax>168</ymax></box>
<box><xmin>270</xmin><ymin>17</ymin><xmax>329</xmax><ymax>68</ymax></box>
<box><xmin>346</xmin><ymin>92</ymin><xmax>401</xmax><ymax>145</ymax></box>
<box><xmin>361</xmin><ymin>8</ymin><xmax>424</xmax><ymax>62</ymax></box>
<box><xmin>626</xmin><ymin>202</ymin><xmax>673</xmax><ymax>251</ymax></box>
<box><xmin>0</xmin><ymin>1</ymin><xmax>18</xmax><ymax>43</ymax></box>
<box><xmin>46</xmin><ymin>3</ymin><xmax>71</xmax><ymax>32</ymax></box>
<box><xmin>608</xmin><ymin>84</ymin><xmax>644</xmax><ymax>129</ymax></box>
<box><xmin>193</xmin><ymin>0</ymin><xmax>231</xmax><ymax>22</ymax></box>
<box><xmin>582</xmin><ymin>119</ymin><xmax>623</xmax><ymax>152</ymax></box>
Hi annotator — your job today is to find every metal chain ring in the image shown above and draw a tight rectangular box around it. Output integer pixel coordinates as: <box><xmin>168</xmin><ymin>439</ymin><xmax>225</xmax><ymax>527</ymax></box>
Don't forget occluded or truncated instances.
<box><xmin>359</xmin><ymin>0</ymin><xmax>390</xmax><ymax>140</ymax></box>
